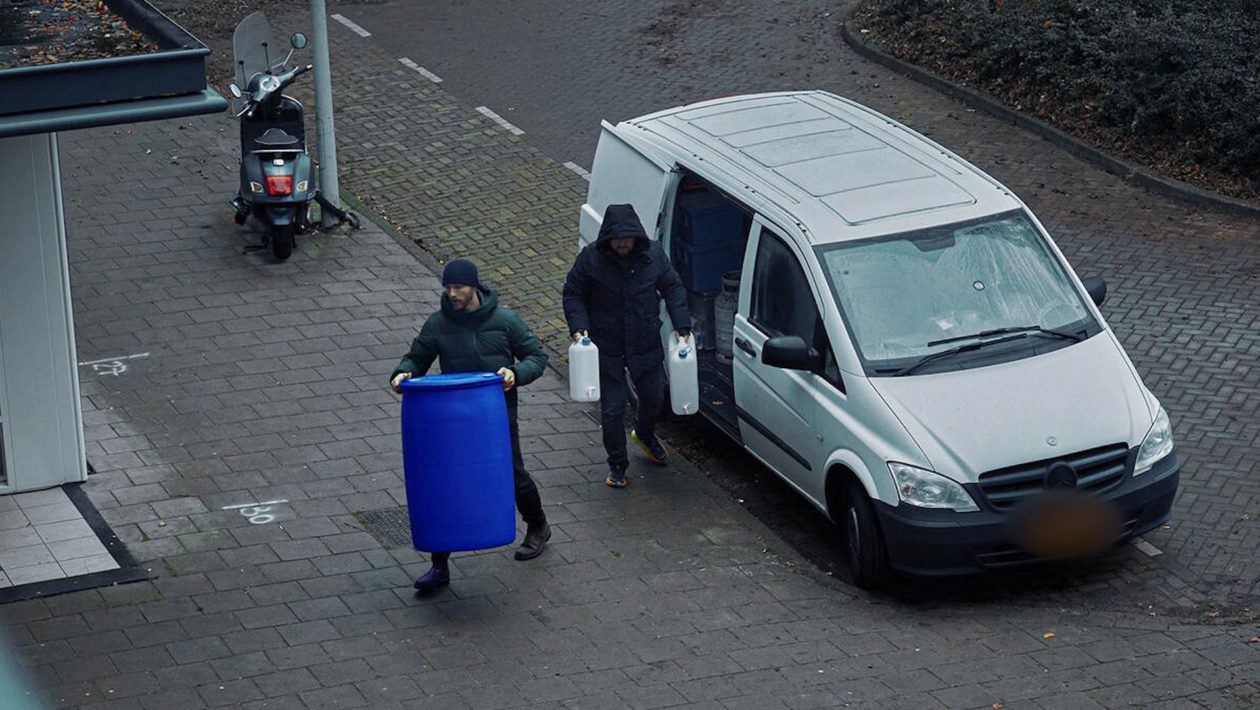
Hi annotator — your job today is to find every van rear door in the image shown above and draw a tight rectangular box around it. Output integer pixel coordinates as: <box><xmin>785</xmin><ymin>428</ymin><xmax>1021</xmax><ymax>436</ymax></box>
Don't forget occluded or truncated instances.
<box><xmin>580</xmin><ymin>122</ymin><xmax>677</xmax><ymax>248</ymax></box>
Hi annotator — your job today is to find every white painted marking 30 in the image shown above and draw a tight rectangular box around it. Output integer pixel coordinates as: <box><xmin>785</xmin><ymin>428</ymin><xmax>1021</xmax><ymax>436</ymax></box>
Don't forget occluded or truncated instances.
<box><xmin>223</xmin><ymin>499</ymin><xmax>289</xmax><ymax>525</ymax></box>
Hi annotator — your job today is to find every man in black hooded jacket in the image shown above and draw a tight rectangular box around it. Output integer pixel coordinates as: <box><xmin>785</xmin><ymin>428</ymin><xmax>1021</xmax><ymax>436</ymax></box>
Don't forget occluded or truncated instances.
<box><xmin>563</xmin><ymin>204</ymin><xmax>690</xmax><ymax>487</ymax></box>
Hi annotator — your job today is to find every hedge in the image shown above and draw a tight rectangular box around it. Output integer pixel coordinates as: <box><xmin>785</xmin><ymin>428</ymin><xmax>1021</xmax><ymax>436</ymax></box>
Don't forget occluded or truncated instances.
<box><xmin>858</xmin><ymin>0</ymin><xmax>1260</xmax><ymax>196</ymax></box>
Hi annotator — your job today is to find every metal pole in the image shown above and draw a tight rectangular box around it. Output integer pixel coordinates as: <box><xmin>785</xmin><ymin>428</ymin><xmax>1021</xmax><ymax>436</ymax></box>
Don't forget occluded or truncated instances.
<box><xmin>309</xmin><ymin>0</ymin><xmax>341</xmax><ymax>228</ymax></box>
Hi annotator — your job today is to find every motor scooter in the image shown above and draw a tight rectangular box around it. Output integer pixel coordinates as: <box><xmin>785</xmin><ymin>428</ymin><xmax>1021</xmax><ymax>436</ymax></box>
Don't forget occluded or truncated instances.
<box><xmin>228</xmin><ymin>12</ymin><xmax>357</xmax><ymax>260</ymax></box>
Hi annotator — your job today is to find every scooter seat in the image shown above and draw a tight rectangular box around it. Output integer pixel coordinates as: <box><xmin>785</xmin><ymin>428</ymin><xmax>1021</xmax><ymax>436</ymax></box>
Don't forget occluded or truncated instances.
<box><xmin>254</xmin><ymin>128</ymin><xmax>300</xmax><ymax>147</ymax></box>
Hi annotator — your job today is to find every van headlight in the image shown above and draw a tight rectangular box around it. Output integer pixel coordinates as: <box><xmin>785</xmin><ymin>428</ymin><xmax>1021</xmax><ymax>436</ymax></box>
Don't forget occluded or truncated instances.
<box><xmin>888</xmin><ymin>463</ymin><xmax>979</xmax><ymax>512</ymax></box>
<box><xmin>1134</xmin><ymin>407</ymin><xmax>1174</xmax><ymax>475</ymax></box>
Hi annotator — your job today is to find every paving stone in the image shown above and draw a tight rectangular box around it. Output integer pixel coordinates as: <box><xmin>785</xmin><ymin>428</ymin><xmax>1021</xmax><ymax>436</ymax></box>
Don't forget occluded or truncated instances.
<box><xmin>11</xmin><ymin>3</ymin><xmax>1257</xmax><ymax>709</ymax></box>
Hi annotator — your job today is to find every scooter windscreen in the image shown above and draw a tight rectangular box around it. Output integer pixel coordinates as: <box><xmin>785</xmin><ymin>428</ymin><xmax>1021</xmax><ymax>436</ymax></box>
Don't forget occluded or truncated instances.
<box><xmin>232</xmin><ymin>12</ymin><xmax>284</xmax><ymax>101</ymax></box>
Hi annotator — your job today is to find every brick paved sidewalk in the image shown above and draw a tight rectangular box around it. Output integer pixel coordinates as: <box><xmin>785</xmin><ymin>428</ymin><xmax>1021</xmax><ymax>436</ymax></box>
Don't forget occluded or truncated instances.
<box><xmin>299</xmin><ymin>0</ymin><xmax>1260</xmax><ymax>617</ymax></box>
<box><xmin>0</xmin><ymin>101</ymin><xmax>1249</xmax><ymax>709</ymax></box>
<box><xmin>0</xmin><ymin>1</ymin><xmax>1257</xmax><ymax>706</ymax></box>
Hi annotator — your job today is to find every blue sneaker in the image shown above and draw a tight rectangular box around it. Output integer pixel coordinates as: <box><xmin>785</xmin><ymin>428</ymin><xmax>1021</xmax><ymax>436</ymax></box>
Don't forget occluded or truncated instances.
<box><xmin>605</xmin><ymin>467</ymin><xmax>628</xmax><ymax>489</ymax></box>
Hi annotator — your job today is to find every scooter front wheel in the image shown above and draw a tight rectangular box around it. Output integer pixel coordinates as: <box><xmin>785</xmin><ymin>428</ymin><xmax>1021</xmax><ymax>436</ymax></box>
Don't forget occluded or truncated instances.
<box><xmin>271</xmin><ymin>225</ymin><xmax>295</xmax><ymax>261</ymax></box>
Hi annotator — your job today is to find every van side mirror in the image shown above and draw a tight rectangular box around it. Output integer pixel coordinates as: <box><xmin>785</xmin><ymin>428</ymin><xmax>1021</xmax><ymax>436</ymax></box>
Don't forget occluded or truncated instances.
<box><xmin>1082</xmin><ymin>275</ymin><xmax>1107</xmax><ymax>307</ymax></box>
<box><xmin>762</xmin><ymin>336</ymin><xmax>822</xmax><ymax>372</ymax></box>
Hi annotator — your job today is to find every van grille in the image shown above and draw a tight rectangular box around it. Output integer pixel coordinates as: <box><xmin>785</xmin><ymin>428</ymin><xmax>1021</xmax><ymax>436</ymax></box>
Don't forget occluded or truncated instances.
<box><xmin>976</xmin><ymin>444</ymin><xmax>1130</xmax><ymax>510</ymax></box>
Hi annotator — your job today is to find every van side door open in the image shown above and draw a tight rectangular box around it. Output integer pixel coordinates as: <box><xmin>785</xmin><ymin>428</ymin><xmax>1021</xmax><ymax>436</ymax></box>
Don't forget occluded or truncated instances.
<box><xmin>732</xmin><ymin>220</ymin><xmax>829</xmax><ymax>500</ymax></box>
<box><xmin>581</xmin><ymin>122</ymin><xmax>679</xmax><ymax>249</ymax></box>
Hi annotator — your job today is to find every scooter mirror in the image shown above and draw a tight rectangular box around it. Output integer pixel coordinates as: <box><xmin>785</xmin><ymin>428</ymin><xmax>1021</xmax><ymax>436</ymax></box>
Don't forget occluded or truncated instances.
<box><xmin>290</xmin><ymin>33</ymin><xmax>308</xmax><ymax>49</ymax></box>
<box><xmin>229</xmin><ymin>83</ymin><xmax>243</xmax><ymax>99</ymax></box>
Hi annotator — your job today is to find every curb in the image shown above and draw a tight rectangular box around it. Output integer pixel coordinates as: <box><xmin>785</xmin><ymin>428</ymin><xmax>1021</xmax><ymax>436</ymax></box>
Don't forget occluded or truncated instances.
<box><xmin>838</xmin><ymin>20</ymin><xmax>1260</xmax><ymax>221</ymax></box>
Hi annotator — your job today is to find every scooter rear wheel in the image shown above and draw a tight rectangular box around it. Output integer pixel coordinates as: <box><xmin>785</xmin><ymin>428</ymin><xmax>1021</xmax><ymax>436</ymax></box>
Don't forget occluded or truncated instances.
<box><xmin>271</xmin><ymin>225</ymin><xmax>295</xmax><ymax>261</ymax></box>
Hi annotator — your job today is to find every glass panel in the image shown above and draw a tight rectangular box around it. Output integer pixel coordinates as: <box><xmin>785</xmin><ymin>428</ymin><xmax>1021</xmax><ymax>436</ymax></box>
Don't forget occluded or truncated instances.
<box><xmin>750</xmin><ymin>228</ymin><xmax>819</xmax><ymax>340</ymax></box>
<box><xmin>819</xmin><ymin>211</ymin><xmax>1096</xmax><ymax>373</ymax></box>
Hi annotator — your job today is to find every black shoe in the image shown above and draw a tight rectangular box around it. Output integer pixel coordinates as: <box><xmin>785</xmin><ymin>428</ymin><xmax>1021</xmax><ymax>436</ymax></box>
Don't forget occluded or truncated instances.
<box><xmin>413</xmin><ymin>564</ymin><xmax>450</xmax><ymax>595</ymax></box>
<box><xmin>514</xmin><ymin>521</ymin><xmax>551</xmax><ymax>561</ymax></box>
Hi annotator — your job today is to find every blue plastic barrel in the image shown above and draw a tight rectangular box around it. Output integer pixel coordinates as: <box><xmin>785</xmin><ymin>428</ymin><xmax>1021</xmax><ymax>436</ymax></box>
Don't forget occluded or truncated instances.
<box><xmin>399</xmin><ymin>372</ymin><xmax>515</xmax><ymax>552</ymax></box>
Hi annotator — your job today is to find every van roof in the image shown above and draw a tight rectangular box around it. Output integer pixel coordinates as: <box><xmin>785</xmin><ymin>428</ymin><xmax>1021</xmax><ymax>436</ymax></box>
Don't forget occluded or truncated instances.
<box><xmin>621</xmin><ymin>91</ymin><xmax>1021</xmax><ymax>244</ymax></box>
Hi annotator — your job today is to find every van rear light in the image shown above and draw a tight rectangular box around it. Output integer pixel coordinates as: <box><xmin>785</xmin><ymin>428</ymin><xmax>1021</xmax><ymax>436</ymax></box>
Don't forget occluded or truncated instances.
<box><xmin>265</xmin><ymin>175</ymin><xmax>293</xmax><ymax>196</ymax></box>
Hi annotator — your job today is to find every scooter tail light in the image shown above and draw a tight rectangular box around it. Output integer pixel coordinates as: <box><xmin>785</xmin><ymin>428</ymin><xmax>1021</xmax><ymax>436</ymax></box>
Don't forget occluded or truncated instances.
<box><xmin>265</xmin><ymin>175</ymin><xmax>293</xmax><ymax>196</ymax></box>
<box><xmin>295</xmin><ymin>180</ymin><xmax>309</xmax><ymax>192</ymax></box>
<box><xmin>249</xmin><ymin>181</ymin><xmax>264</xmax><ymax>193</ymax></box>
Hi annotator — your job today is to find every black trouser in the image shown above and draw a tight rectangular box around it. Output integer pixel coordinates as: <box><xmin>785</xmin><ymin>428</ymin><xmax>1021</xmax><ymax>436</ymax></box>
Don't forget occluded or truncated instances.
<box><xmin>432</xmin><ymin>406</ymin><xmax>544</xmax><ymax>565</ymax></box>
<box><xmin>599</xmin><ymin>353</ymin><xmax>665</xmax><ymax>473</ymax></box>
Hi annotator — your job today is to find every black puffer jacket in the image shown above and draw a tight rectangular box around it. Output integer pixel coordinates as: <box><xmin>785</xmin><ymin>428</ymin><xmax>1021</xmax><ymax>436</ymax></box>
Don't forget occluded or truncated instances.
<box><xmin>562</xmin><ymin>204</ymin><xmax>690</xmax><ymax>373</ymax></box>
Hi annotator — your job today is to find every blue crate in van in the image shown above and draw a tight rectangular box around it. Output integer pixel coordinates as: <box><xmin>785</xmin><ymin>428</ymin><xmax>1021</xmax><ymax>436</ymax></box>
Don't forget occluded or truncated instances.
<box><xmin>675</xmin><ymin>240</ymin><xmax>744</xmax><ymax>293</ymax></box>
<box><xmin>677</xmin><ymin>195</ymin><xmax>746</xmax><ymax>251</ymax></box>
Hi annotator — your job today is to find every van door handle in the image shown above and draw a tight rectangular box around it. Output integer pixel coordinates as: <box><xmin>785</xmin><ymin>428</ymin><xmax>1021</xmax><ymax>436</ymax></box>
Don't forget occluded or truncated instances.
<box><xmin>735</xmin><ymin>337</ymin><xmax>757</xmax><ymax>357</ymax></box>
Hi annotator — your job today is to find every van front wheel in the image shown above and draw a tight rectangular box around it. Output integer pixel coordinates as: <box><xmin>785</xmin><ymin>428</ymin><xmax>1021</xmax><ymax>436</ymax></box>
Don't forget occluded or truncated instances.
<box><xmin>844</xmin><ymin>481</ymin><xmax>890</xmax><ymax>590</ymax></box>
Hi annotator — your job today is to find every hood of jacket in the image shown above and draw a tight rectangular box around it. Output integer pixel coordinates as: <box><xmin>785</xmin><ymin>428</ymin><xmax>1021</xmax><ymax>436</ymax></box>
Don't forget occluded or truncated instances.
<box><xmin>596</xmin><ymin>203</ymin><xmax>651</xmax><ymax>257</ymax></box>
<box><xmin>441</xmin><ymin>285</ymin><xmax>498</xmax><ymax>323</ymax></box>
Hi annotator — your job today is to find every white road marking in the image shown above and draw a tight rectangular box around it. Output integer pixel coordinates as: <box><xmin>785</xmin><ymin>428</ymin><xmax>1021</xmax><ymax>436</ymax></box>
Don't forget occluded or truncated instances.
<box><xmin>222</xmin><ymin>499</ymin><xmax>289</xmax><ymax>510</ymax></box>
<box><xmin>331</xmin><ymin>13</ymin><xmax>371</xmax><ymax>37</ymax></box>
<box><xmin>398</xmin><ymin>57</ymin><xmax>443</xmax><ymax>83</ymax></box>
<box><xmin>563</xmin><ymin>161</ymin><xmax>592</xmax><ymax>181</ymax></box>
<box><xmin>223</xmin><ymin>499</ymin><xmax>289</xmax><ymax>525</ymax></box>
<box><xmin>1133</xmin><ymin>537</ymin><xmax>1163</xmax><ymax>557</ymax></box>
<box><xmin>78</xmin><ymin>352</ymin><xmax>150</xmax><ymax>367</ymax></box>
<box><xmin>78</xmin><ymin>352</ymin><xmax>150</xmax><ymax>376</ymax></box>
<box><xmin>476</xmin><ymin>106</ymin><xmax>525</xmax><ymax>136</ymax></box>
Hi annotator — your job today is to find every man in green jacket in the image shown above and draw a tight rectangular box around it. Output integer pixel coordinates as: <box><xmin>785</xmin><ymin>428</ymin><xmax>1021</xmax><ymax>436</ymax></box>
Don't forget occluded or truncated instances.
<box><xmin>390</xmin><ymin>259</ymin><xmax>551</xmax><ymax>595</ymax></box>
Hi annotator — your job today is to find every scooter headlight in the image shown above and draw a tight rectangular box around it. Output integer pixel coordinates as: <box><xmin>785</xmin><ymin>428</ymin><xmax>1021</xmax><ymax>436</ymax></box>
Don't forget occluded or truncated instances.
<box><xmin>888</xmin><ymin>463</ymin><xmax>979</xmax><ymax>512</ymax></box>
<box><xmin>1134</xmin><ymin>407</ymin><xmax>1174</xmax><ymax>475</ymax></box>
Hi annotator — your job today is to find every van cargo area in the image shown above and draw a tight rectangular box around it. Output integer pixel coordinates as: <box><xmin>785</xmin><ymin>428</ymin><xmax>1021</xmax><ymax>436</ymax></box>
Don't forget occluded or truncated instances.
<box><xmin>668</xmin><ymin>176</ymin><xmax>750</xmax><ymax>439</ymax></box>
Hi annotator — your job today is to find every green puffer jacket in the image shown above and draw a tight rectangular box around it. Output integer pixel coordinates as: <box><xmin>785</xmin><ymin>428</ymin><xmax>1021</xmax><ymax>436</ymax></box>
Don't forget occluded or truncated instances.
<box><xmin>391</xmin><ymin>287</ymin><xmax>548</xmax><ymax>409</ymax></box>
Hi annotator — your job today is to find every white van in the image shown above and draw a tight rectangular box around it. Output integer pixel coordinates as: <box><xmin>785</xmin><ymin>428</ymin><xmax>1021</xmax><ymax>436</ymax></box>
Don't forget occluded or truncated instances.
<box><xmin>578</xmin><ymin>91</ymin><xmax>1179</xmax><ymax>587</ymax></box>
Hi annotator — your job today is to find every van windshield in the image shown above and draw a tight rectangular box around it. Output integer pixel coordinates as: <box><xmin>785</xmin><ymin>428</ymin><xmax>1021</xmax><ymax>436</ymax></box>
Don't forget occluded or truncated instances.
<box><xmin>818</xmin><ymin>211</ymin><xmax>1099</xmax><ymax>376</ymax></box>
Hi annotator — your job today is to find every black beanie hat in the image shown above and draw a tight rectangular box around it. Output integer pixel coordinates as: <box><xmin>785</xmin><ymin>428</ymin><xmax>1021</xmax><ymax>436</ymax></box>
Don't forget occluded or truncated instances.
<box><xmin>441</xmin><ymin>259</ymin><xmax>479</xmax><ymax>287</ymax></box>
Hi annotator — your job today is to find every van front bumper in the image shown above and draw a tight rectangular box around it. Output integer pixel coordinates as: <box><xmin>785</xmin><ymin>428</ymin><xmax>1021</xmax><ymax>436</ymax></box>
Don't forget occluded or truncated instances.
<box><xmin>872</xmin><ymin>452</ymin><xmax>1180</xmax><ymax>577</ymax></box>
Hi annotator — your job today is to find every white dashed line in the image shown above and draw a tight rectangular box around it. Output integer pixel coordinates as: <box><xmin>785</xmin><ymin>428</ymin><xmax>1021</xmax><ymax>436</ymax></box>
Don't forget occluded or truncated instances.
<box><xmin>398</xmin><ymin>57</ymin><xmax>443</xmax><ymax>83</ymax></box>
<box><xmin>563</xmin><ymin>162</ymin><xmax>592</xmax><ymax>181</ymax></box>
<box><xmin>1133</xmin><ymin>537</ymin><xmax>1163</xmax><ymax>557</ymax></box>
<box><xmin>476</xmin><ymin>106</ymin><xmax>525</xmax><ymax>136</ymax></box>
<box><xmin>330</xmin><ymin>13</ymin><xmax>371</xmax><ymax>37</ymax></box>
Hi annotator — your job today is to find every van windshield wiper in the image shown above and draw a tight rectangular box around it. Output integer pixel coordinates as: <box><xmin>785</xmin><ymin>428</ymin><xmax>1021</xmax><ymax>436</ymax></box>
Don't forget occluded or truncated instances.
<box><xmin>927</xmin><ymin>324</ymin><xmax>1084</xmax><ymax>348</ymax></box>
<box><xmin>893</xmin><ymin>333</ymin><xmax>1029</xmax><ymax>377</ymax></box>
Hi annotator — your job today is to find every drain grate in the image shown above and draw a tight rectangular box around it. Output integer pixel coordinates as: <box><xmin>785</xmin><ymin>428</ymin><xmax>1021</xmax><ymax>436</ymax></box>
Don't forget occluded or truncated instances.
<box><xmin>357</xmin><ymin>507</ymin><xmax>412</xmax><ymax>549</ymax></box>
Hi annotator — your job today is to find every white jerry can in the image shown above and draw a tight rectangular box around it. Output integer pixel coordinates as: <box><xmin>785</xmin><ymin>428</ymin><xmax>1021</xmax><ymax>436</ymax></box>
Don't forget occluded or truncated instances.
<box><xmin>667</xmin><ymin>334</ymin><xmax>700</xmax><ymax>415</ymax></box>
<box><xmin>568</xmin><ymin>336</ymin><xmax>600</xmax><ymax>402</ymax></box>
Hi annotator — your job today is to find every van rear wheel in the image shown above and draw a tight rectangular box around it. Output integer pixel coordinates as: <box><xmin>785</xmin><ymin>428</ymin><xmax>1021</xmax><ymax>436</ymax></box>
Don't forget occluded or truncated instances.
<box><xmin>844</xmin><ymin>481</ymin><xmax>890</xmax><ymax>590</ymax></box>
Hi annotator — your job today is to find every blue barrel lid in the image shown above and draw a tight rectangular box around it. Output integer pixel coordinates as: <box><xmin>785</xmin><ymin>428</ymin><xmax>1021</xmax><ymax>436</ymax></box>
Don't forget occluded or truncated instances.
<box><xmin>399</xmin><ymin>372</ymin><xmax>504</xmax><ymax>390</ymax></box>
